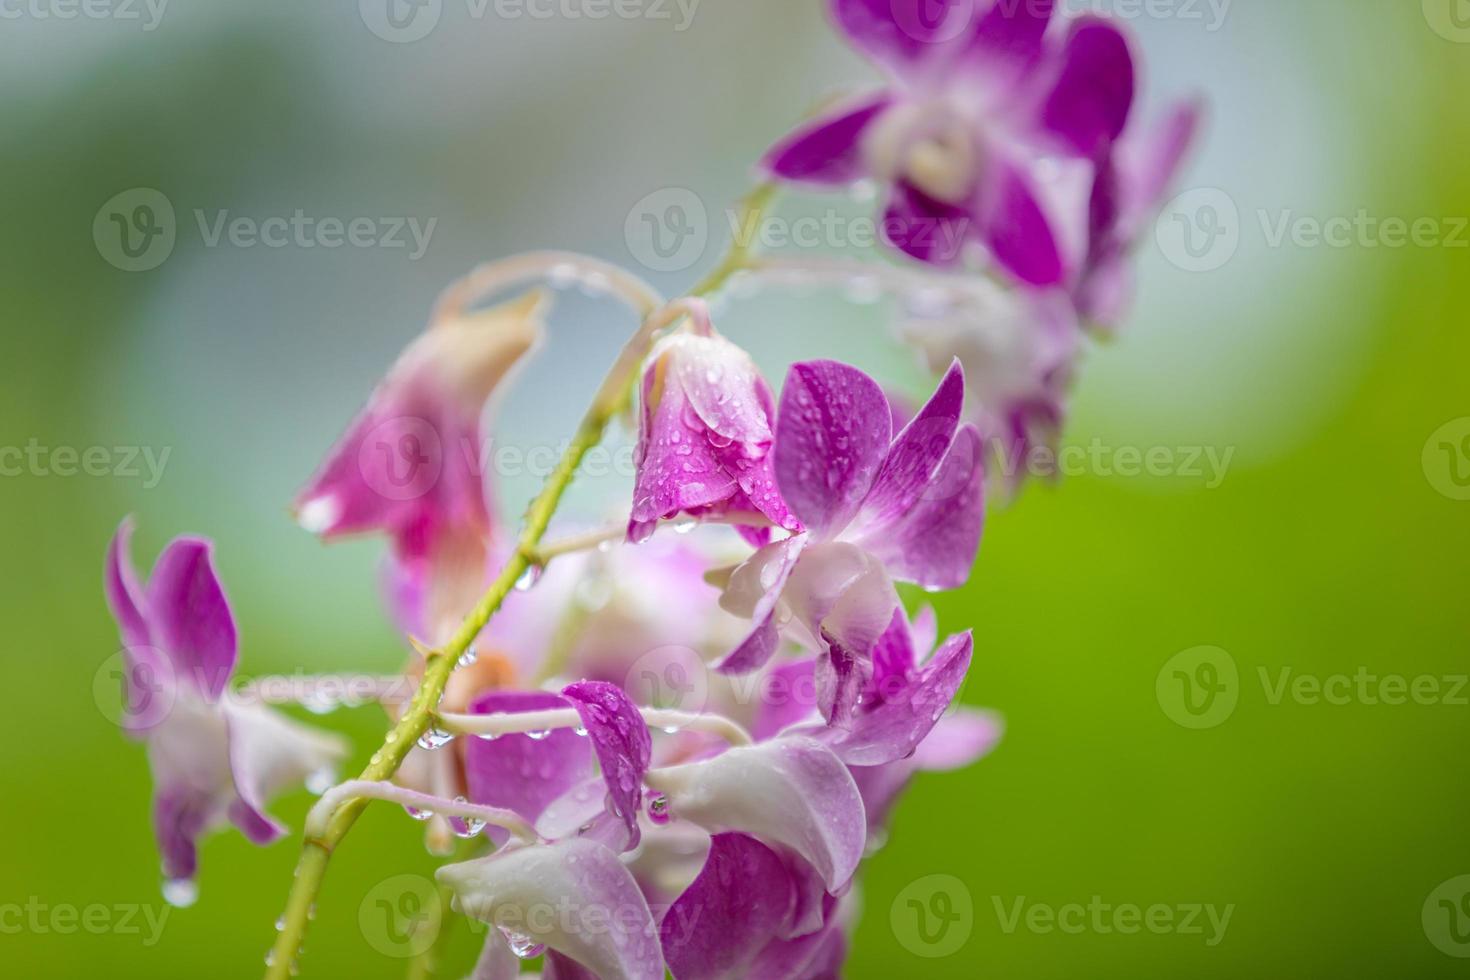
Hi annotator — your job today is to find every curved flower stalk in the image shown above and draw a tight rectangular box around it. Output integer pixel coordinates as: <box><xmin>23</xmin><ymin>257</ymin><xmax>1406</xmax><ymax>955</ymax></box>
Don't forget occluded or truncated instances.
<box><xmin>104</xmin><ymin>520</ymin><xmax>347</xmax><ymax>895</ymax></box>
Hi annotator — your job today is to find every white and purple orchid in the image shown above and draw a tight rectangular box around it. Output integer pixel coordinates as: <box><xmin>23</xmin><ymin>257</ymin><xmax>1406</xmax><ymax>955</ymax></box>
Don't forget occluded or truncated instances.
<box><xmin>104</xmin><ymin>520</ymin><xmax>346</xmax><ymax>892</ymax></box>
<box><xmin>764</xmin><ymin>1</ymin><xmax>1136</xmax><ymax>285</ymax></box>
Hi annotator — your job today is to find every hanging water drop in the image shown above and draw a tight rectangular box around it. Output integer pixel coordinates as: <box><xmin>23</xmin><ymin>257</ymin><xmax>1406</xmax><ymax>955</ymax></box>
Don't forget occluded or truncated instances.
<box><xmin>162</xmin><ymin>878</ymin><xmax>198</xmax><ymax>908</ymax></box>
<box><xmin>526</xmin><ymin>729</ymin><xmax>552</xmax><ymax>741</ymax></box>
<box><xmin>499</xmin><ymin>928</ymin><xmax>547</xmax><ymax>960</ymax></box>
<box><xmin>305</xmin><ymin>768</ymin><xmax>337</xmax><ymax>795</ymax></box>
<box><xmin>457</xmin><ymin>647</ymin><xmax>478</xmax><ymax>668</ymax></box>
<box><xmin>417</xmin><ymin>727</ymin><xmax>454</xmax><ymax>751</ymax></box>
<box><xmin>515</xmin><ymin>565</ymin><xmax>544</xmax><ymax>591</ymax></box>
<box><xmin>406</xmin><ymin>806</ymin><xmax>435</xmax><ymax>822</ymax></box>
<box><xmin>646</xmin><ymin>793</ymin><xmax>671</xmax><ymax>825</ymax></box>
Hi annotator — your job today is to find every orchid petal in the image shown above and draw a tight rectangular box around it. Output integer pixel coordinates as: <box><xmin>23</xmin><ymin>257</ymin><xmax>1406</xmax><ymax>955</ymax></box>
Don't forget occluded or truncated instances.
<box><xmin>912</xmin><ymin>707</ymin><xmax>1004</xmax><ymax>770</ymax></box>
<box><xmin>762</xmin><ymin>95</ymin><xmax>891</xmax><ymax>186</ymax></box>
<box><xmin>862</xmin><ymin>424</ymin><xmax>984</xmax><ymax>590</ymax></box>
<box><xmin>882</xmin><ymin>181</ymin><xmax>974</xmax><ymax>266</ymax></box>
<box><xmin>828</xmin><ymin>0</ymin><xmax>973</xmax><ymax>83</ymax></box>
<box><xmin>774</xmin><ymin>362</ymin><xmax>892</xmax><ymax>537</ymax></box>
<box><xmin>818</xmin><ymin>631</ymin><xmax>973</xmax><ymax>766</ymax></box>
<box><xmin>716</xmin><ymin>535</ymin><xmax>807</xmax><ymax>675</ymax></box>
<box><xmin>153</xmin><ymin>782</ymin><xmax>215</xmax><ymax>882</ymax></box>
<box><xmin>563</xmin><ymin>681</ymin><xmax>653</xmax><ymax>851</ymax></box>
<box><xmin>1040</xmin><ymin>16</ymin><xmax>1136</xmax><ymax>157</ymax></box>
<box><xmin>469</xmin><ymin>931</ymin><xmax>520</xmax><ymax>980</ymax></box>
<box><xmin>854</xmin><ymin>359</ymin><xmax>964</xmax><ymax>531</ymax></box>
<box><xmin>751</xmin><ymin>658</ymin><xmax>821</xmax><ymax>742</ymax></box>
<box><xmin>437</xmin><ymin>839</ymin><xmax>665</xmax><ymax>980</ymax></box>
<box><xmin>660</xmin><ymin>833</ymin><xmax>799</xmax><ymax>980</ymax></box>
<box><xmin>463</xmin><ymin>691</ymin><xmax>594</xmax><ymax>843</ymax></box>
<box><xmin>224</xmin><ymin>702</ymin><xmax>346</xmax><ymax>844</ymax></box>
<box><xmin>644</xmin><ymin>737</ymin><xmax>865</xmax><ymax>891</ymax></box>
<box><xmin>145</xmin><ymin>537</ymin><xmax>237</xmax><ymax>700</ymax></box>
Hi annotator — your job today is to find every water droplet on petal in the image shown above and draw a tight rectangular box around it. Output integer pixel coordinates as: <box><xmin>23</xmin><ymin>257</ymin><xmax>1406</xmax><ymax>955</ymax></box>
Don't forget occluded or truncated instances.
<box><xmin>499</xmin><ymin>928</ymin><xmax>547</xmax><ymax>959</ymax></box>
<box><xmin>526</xmin><ymin>729</ymin><xmax>552</xmax><ymax>741</ymax></box>
<box><xmin>162</xmin><ymin>878</ymin><xmax>198</xmax><ymax>908</ymax></box>
<box><xmin>672</xmin><ymin>519</ymin><xmax>698</xmax><ymax>535</ymax></box>
<box><xmin>646</xmin><ymin>793</ymin><xmax>671</xmax><ymax>825</ymax></box>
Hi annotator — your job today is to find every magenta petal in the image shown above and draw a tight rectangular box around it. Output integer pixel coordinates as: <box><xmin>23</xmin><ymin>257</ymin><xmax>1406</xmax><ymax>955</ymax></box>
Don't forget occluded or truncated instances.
<box><xmin>1126</xmin><ymin>97</ymin><xmax>1204</xmax><ymax>221</ymax></box>
<box><xmin>227</xmin><ymin>797</ymin><xmax>284</xmax><ymax>846</ymax></box>
<box><xmin>762</xmin><ymin>94</ymin><xmax>890</xmax><ymax>186</ymax></box>
<box><xmin>104</xmin><ymin>519</ymin><xmax>151</xmax><ymax>650</ymax></box>
<box><xmin>153</xmin><ymin>783</ymin><xmax>213</xmax><ymax>881</ymax></box>
<box><xmin>1040</xmin><ymin>17</ymin><xmax>1136</xmax><ymax>158</ymax></box>
<box><xmin>980</xmin><ymin>161</ymin><xmax>1068</xmax><ymax>286</ymax></box>
<box><xmin>774</xmin><ymin>362</ymin><xmax>892</xmax><ymax>537</ymax></box>
<box><xmin>829</xmin><ymin>0</ymin><xmax>972</xmax><ymax>81</ymax></box>
<box><xmin>144</xmin><ymin>537</ymin><xmax>237</xmax><ymax>700</ymax></box>
<box><xmin>464</xmin><ymin>691</ymin><xmax>594</xmax><ymax>840</ymax></box>
<box><xmin>865</xmin><ymin>424</ymin><xmax>985</xmax><ymax>590</ymax></box>
<box><xmin>963</xmin><ymin>0</ymin><xmax>1053</xmax><ymax>72</ymax></box>
<box><xmin>882</xmin><ymin>182</ymin><xmax>974</xmax><ymax>266</ymax></box>
<box><xmin>562</xmin><ymin>681</ymin><xmax>653</xmax><ymax>851</ymax></box>
<box><xmin>816</xmin><ymin>630</ymin><xmax>874</xmax><ymax>727</ymax></box>
<box><xmin>912</xmin><ymin>708</ymin><xmax>1003</xmax><ymax>770</ymax></box>
<box><xmin>660</xmin><ymin>833</ymin><xmax>799</xmax><ymax>980</ymax></box>
<box><xmin>819</xmin><ymin>631</ymin><xmax>973</xmax><ymax>766</ymax></box>
<box><xmin>715</xmin><ymin>535</ymin><xmax>807</xmax><ymax>675</ymax></box>
<box><xmin>855</xmin><ymin>360</ymin><xmax>964</xmax><ymax>530</ymax></box>
<box><xmin>543</xmin><ymin>951</ymin><xmax>601</xmax><ymax>980</ymax></box>
<box><xmin>866</xmin><ymin>608</ymin><xmax>917</xmax><ymax>705</ymax></box>
<box><xmin>751</xmin><ymin>658</ymin><xmax>821</xmax><ymax>742</ymax></box>
<box><xmin>748</xmin><ymin>911</ymin><xmax>847</xmax><ymax>980</ymax></box>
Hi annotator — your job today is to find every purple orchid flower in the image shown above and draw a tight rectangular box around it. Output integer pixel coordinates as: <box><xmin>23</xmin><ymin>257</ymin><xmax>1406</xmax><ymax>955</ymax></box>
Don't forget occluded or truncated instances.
<box><xmin>628</xmin><ymin>313</ymin><xmax>798</xmax><ymax>545</ymax></box>
<box><xmin>716</xmin><ymin>359</ymin><xmax>985</xmax><ymax>724</ymax></box>
<box><xmin>764</xmin><ymin>2</ymin><xmax>1136</xmax><ymax>286</ymax></box>
<box><xmin>1078</xmin><ymin>98</ymin><xmax>1204</xmax><ymax>325</ymax></box>
<box><xmin>104</xmin><ymin>520</ymin><xmax>346</xmax><ymax>890</ymax></box>
<box><xmin>295</xmin><ymin>290</ymin><xmax>545</xmax><ymax>642</ymax></box>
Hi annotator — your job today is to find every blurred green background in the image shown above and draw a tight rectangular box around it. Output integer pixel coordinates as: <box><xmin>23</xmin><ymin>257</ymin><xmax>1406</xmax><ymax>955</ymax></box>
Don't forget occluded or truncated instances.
<box><xmin>3</xmin><ymin>1</ymin><xmax>1468</xmax><ymax>976</ymax></box>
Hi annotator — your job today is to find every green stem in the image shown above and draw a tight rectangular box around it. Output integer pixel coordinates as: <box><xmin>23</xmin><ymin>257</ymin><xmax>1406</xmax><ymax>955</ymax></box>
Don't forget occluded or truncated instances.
<box><xmin>262</xmin><ymin>186</ymin><xmax>776</xmax><ymax>980</ymax></box>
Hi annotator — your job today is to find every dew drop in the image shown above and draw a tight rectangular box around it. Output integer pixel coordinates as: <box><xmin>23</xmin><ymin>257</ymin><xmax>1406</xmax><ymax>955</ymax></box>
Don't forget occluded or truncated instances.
<box><xmin>406</xmin><ymin>806</ymin><xmax>435</xmax><ymax>822</ymax></box>
<box><xmin>162</xmin><ymin>878</ymin><xmax>198</xmax><ymax>908</ymax></box>
<box><xmin>417</xmin><ymin>727</ymin><xmax>454</xmax><ymax>751</ymax></box>
<box><xmin>515</xmin><ymin>566</ymin><xmax>544</xmax><ymax>592</ymax></box>
<box><xmin>646</xmin><ymin>793</ymin><xmax>671</xmax><ymax>825</ymax></box>
<box><xmin>526</xmin><ymin>729</ymin><xmax>552</xmax><ymax>741</ymax></box>
<box><xmin>499</xmin><ymin>928</ymin><xmax>546</xmax><ymax>960</ymax></box>
<box><xmin>457</xmin><ymin>647</ymin><xmax>479</xmax><ymax>668</ymax></box>
<box><xmin>305</xmin><ymin>768</ymin><xmax>337</xmax><ymax>795</ymax></box>
<box><xmin>672</xmin><ymin>519</ymin><xmax>698</xmax><ymax>535</ymax></box>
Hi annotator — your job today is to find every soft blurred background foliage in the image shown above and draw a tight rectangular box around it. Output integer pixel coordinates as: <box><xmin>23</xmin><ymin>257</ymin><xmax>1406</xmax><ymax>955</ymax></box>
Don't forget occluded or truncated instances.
<box><xmin>2</xmin><ymin>1</ymin><xmax>1467</xmax><ymax>976</ymax></box>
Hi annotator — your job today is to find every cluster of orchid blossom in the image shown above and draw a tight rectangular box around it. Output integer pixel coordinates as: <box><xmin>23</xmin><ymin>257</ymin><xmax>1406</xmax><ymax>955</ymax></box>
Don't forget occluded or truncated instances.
<box><xmin>104</xmin><ymin>3</ymin><xmax>1197</xmax><ymax>978</ymax></box>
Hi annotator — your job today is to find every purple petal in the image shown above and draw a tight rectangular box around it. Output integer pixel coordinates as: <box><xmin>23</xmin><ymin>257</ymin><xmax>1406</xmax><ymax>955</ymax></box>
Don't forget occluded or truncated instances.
<box><xmin>815</xmin><ymin>630</ymin><xmax>874</xmax><ymax>727</ymax></box>
<box><xmin>1128</xmin><ymin>98</ymin><xmax>1203</xmax><ymax>218</ymax></box>
<box><xmin>748</xmin><ymin>908</ymin><xmax>847</xmax><ymax>980</ymax></box>
<box><xmin>866</xmin><ymin>608</ymin><xmax>917</xmax><ymax>705</ymax></box>
<box><xmin>104</xmin><ymin>518</ymin><xmax>150</xmax><ymax>650</ymax></box>
<box><xmin>883</xmin><ymin>181</ymin><xmax>974</xmax><ymax>266</ymax></box>
<box><xmin>854</xmin><ymin>360</ymin><xmax>964</xmax><ymax>531</ymax></box>
<box><xmin>751</xmin><ymin>658</ymin><xmax>821</xmax><ymax>742</ymax></box>
<box><xmin>862</xmin><ymin>424</ymin><xmax>985</xmax><ymax>590</ymax></box>
<box><xmin>644</xmin><ymin>737</ymin><xmax>866</xmax><ymax>891</ymax></box>
<box><xmin>774</xmin><ymin>362</ymin><xmax>893</xmax><ymax>538</ymax></box>
<box><xmin>848</xmin><ymin>760</ymin><xmax>916</xmax><ymax>834</ymax></box>
<box><xmin>469</xmin><ymin>932</ymin><xmax>520</xmax><ymax>980</ymax></box>
<box><xmin>464</xmin><ymin>691</ymin><xmax>594</xmax><ymax>841</ymax></box>
<box><xmin>145</xmin><ymin>537</ymin><xmax>237</xmax><ymax>700</ymax></box>
<box><xmin>829</xmin><ymin>0</ymin><xmax>975</xmax><ymax>82</ymax></box>
<box><xmin>543</xmin><ymin>951</ymin><xmax>601</xmax><ymax>980</ymax></box>
<box><xmin>1040</xmin><ymin>17</ymin><xmax>1136</xmax><ymax>158</ymax></box>
<box><xmin>762</xmin><ymin>94</ymin><xmax>890</xmax><ymax>186</ymax></box>
<box><xmin>660</xmin><ymin>833</ymin><xmax>798</xmax><ymax>979</ymax></box>
<box><xmin>562</xmin><ymin>681</ymin><xmax>653</xmax><ymax>851</ymax></box>
<box><xmin>818</xmin><ymin>631</ymin><xmax>973</xmax><ymax>766</ymax></box>
<box><xmin>437</xmin><ymin>838</ymin><xmax>666</xmax><ymax>980</ymax></box>
<box><xmin>630</xmin><ymin>349</ymin><xmax>740</xmax><ymax>531</ymax></box>
<box><xmin>912</xmin><ymin>707</ymin><xmax>1003</xmax><ymax>770</ymax></box>
<box><xmin>961</xmin><ymin>0</ymin><xmax>1054</xmax><ymax>79</ymax></box>
<box><xmin>979</xmin><ymin>159</ymin><xmax>1068</xmax><ymax>286</ymax></box>
<box><xmin>153</xmin><ymin>783</ymin><xmax>214</xmax><ymax>881</ymax></box>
